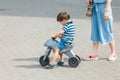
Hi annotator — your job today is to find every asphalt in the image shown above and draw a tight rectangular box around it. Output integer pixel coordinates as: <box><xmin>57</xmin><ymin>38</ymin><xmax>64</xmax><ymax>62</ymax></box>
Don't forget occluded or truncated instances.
<box><xmin>0</xmin><ymin>0</ymin><xmax>120</xmax><ymax>80</ymax></box>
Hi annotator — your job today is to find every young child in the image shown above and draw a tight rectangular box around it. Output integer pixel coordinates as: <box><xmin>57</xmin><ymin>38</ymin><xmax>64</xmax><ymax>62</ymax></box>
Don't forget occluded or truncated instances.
<box><xmin>46</xmin><ymin>11</ymin><xmax>75</xmax><ymax>69</ymax></box>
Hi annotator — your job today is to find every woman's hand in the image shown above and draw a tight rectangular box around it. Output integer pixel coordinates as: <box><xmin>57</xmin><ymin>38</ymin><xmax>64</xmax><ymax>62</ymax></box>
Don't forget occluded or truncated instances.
<box><xmin>86</xmin><ymin>0</ymin><xmax>89</xmax><ymax>5</ymax></box>
<box><xmin>104</xmin><ymin>11</ymin><xmax>109</xmax><ymax>21</ymax></box>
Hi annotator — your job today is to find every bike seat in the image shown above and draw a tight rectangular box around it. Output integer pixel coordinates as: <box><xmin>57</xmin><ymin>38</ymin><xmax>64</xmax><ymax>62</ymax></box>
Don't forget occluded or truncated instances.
<box><xmin>60</xmin><ymin>43</ymin><xmax>74</xmax><ymax>53</ymax></box>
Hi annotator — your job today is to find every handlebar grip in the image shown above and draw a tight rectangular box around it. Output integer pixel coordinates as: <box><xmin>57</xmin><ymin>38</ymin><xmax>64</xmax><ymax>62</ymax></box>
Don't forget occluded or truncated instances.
<box><xmin>51</xmin><ymin>37</ymin><xmax>56</xmax><ymax>40</ymax></box>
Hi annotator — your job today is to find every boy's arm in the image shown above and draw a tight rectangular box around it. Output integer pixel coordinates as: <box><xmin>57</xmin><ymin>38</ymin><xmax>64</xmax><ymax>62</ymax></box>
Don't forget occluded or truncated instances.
<box><xmin>52</xmin><ymin>30</ymin><xmax>64</xmax><ymax>39</ymax></box>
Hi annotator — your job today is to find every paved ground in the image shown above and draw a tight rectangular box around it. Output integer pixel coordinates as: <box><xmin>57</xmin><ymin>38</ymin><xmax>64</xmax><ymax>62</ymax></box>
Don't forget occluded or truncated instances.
<box><xmin>0</xmin><ymin>0</ymin><xmax>120</xmax><ymax>80</ymax></box>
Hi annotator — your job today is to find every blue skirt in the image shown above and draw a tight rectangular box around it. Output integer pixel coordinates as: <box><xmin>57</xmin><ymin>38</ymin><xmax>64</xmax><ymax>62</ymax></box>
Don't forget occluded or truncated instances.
<box><xmin>91</xmin><ymin>3</ymin><xmax>114</xmax><ymax>44</ymax></box>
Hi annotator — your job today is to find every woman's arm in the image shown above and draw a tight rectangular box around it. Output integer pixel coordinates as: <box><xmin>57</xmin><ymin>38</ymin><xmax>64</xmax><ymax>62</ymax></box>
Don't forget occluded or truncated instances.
<box><xmin>104</xmin><ymin>0</ymin><xmax>111</xmax><ymax>21</ymax></box>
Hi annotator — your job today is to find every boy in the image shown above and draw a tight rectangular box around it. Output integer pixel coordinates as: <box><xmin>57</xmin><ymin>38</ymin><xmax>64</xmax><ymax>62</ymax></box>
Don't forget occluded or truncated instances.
<box><xmin>46</xmin><ymin>11</ymin><xmax>75</xmax><ymax>69</ymax></box>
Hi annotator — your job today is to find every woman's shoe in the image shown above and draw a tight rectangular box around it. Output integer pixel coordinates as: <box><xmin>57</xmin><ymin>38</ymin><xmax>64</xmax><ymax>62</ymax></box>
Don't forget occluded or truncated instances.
<box><xmin>108</xmin><ymin>54</ymin><xmax>117</xmax><ymax>61</ymax></box>
<box><xmin>84</xmin><ymin>55</ymin><xmax>99</xmax><ymax>61</ymax></box>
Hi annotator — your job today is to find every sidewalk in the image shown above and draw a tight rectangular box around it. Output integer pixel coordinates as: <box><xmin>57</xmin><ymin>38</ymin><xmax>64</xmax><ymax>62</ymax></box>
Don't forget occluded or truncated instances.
<box><xmin>0</xmin><ymin>0</ymin><xmax>120</xmax><ymax>80</ymax></box>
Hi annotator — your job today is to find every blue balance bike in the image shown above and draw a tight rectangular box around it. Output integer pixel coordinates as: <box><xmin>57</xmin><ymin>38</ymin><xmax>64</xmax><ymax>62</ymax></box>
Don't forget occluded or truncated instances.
<box><xmin>39</xmin><ymin>38</ymin><xmax>81</xmax><ymax>67</ymax></box>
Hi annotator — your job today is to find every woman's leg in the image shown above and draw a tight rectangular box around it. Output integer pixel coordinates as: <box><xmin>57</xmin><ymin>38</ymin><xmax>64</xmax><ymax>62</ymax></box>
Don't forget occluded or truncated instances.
<box><xmin>92</xmin><ymin>42</ymin><xmax>99</xmax><ymax>56</ymax></box>
<box><xmin>85</xmin><ymin>42</ymin><xmax>99</xmax><ymax>60</ymax></box>
<box><xmin>109</xmin><ymin>42</ymin><xmax>116</xmax><ymax>55</ymax></box>
<box><xmin>108</xmin><ymin>42</ymin><xmax>117</xmax><ymax>61</ymax></box>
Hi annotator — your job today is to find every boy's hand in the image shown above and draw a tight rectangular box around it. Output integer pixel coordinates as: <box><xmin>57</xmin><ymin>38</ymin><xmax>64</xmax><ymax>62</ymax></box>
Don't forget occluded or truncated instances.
<box><xmin>51</xmin><ymin>30</ymin><xmax>64</xmax><ymax>39</ymax></box>
<box><xmin>51</xmin><ymin>34</ymin><xmax>55</xmax><ymax>37</ymax></box>
<box><xmin>51</xmin><ymin>34</ymin><xmax>56</xmax><ymax>40</ymax></box>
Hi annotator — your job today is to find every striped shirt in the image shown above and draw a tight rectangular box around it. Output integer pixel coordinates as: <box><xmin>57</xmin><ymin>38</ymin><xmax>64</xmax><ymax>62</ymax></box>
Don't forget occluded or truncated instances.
<box><xmin>61</xmin><ymin>21</ymin><xmax>75</xmax><ymax>43</ymax></box>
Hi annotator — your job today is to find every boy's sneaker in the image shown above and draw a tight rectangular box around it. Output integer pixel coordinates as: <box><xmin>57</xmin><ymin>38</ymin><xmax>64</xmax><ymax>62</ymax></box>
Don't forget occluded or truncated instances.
<box><xmin>108</xmin><ymin>54</ymin><xmax>117</xmax><ymax>61</ymax></box>
<box><xmin>57</xmin><ymin>61</ymin><xmax>64</xmax><ymax>66</ymax></box>
<box><xmin>45</xmin><ymin>63</ymin><xmax>56</xmax><ymax>69</ymax></box>
<box><xmin>84</xmin><ymin>55</ymin><xmax>98</xmax><ymax>61</ymax></box>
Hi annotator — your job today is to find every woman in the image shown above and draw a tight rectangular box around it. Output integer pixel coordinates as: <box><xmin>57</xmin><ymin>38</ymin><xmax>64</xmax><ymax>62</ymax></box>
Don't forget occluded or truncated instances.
<box><xmin>86</xmin><ymin>0</ymin><xmax>117</xmax><ymax>61</ymax></box>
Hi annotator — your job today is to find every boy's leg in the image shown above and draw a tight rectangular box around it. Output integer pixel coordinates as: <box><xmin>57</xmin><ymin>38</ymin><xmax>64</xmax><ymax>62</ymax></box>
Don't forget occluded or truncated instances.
<box><xmin>46</xmin><ymin>47</ymin><xmax>59</xmax><ymax>69</ymax></box>
<box><xmin>50</xmin><ymin>47</ymin><xmax>60</xmax><ymax>64</ymax></box>
<box><xmin>57</xmin><ymin>53</ymin><xmax>64</xmax><ymax>66</ymax></box>
<box><xmin>60</xmin><ymin>54</ymin><xmax>64</xmax><ymax>61</ymax></box>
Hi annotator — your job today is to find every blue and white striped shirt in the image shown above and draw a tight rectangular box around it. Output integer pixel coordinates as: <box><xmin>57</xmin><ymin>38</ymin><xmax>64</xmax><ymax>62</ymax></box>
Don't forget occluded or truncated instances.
<box><xmin>61</xmin><ymin>21</ymin><xmax>75</xmax><ymax>43</ymax></box>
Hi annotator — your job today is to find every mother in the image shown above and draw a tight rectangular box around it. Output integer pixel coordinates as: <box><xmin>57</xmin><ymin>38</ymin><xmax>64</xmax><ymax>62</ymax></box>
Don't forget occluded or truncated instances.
<box><xmin>86</xmin><ymin>0</ymin><xmax>117</xmax><ymax>61</ymax></box>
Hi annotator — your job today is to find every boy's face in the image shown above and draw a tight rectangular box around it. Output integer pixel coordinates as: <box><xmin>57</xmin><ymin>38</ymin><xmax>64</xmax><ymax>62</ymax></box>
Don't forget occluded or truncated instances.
<box><xmin>59</xmin><ymin>20</ymin><xmax>67</xmax><ymax>25</ymax></box>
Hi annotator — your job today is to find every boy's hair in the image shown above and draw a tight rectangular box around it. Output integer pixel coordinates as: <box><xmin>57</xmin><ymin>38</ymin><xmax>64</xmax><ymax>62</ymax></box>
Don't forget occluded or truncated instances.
<box><xmin>57</xmin><ymin>11</ymin><xmax>70</xmax><ymax>22</ymax></box>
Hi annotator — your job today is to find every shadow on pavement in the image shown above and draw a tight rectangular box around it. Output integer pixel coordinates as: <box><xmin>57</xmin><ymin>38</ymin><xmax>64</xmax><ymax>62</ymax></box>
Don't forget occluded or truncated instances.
<box><xmin>13</xmin><ymin>57</ymin><xmax>43</xmax><ymax>69</ymax></box>
<box><xmin>81</xmin><ymin>57</ymin><xmax>108</xmax><ymax>61</ymax></box>
<box><xmin>15</xmin><ymin>64</ymin><xmax>43</xmax><ymax>69</ymax></box>
<box><xmin>13</xmin><ymin>57</ymin><xmax>72</xmax><ymax>69</ymax></box>
<box><xmin>13</xmin><ymin>57</ymin><xmax>39</xmax><ymax>62</ymax></box>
